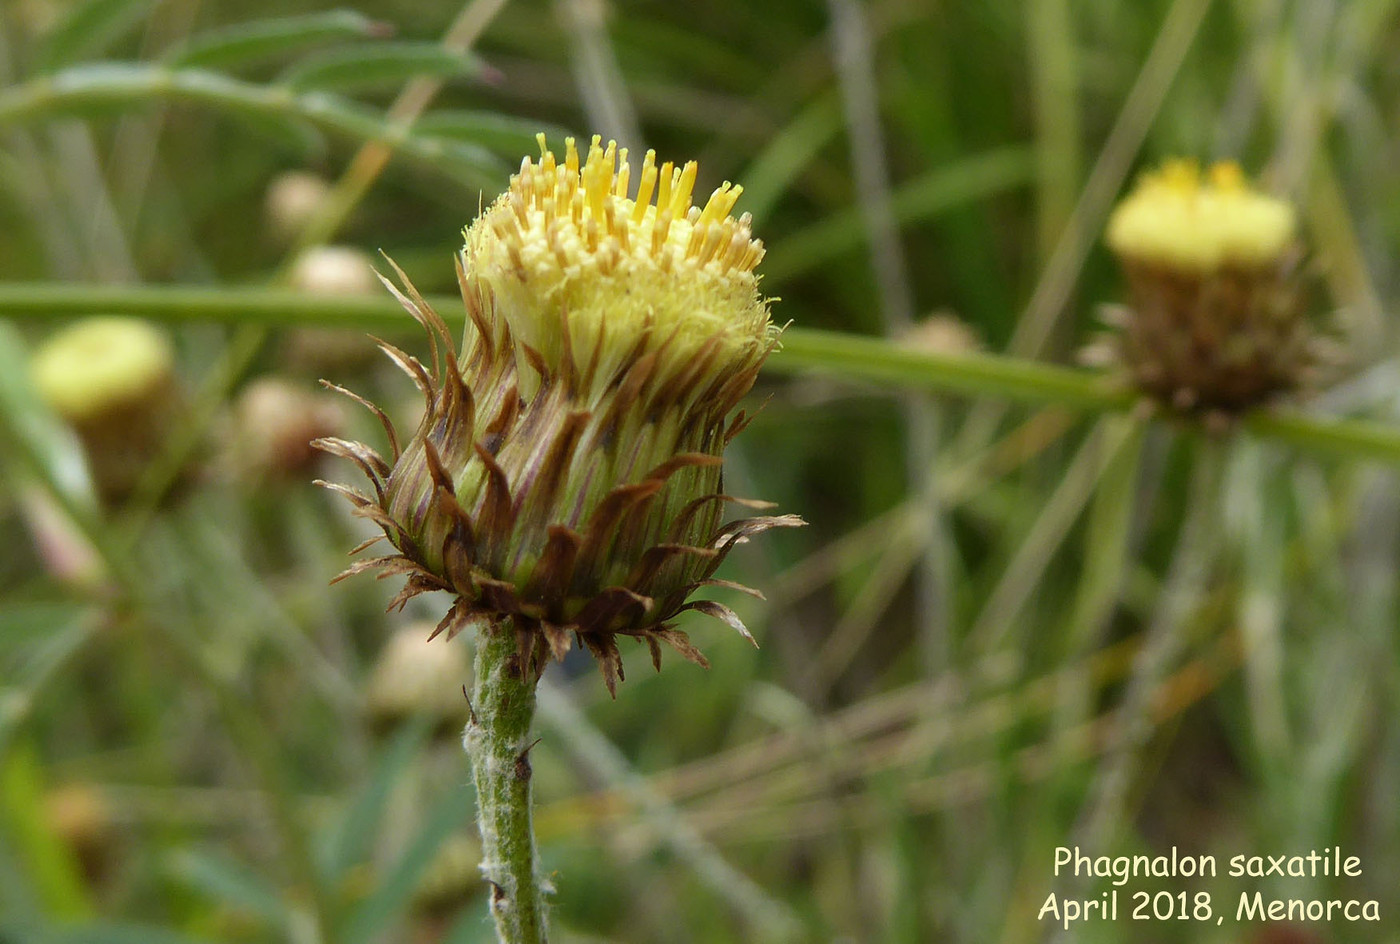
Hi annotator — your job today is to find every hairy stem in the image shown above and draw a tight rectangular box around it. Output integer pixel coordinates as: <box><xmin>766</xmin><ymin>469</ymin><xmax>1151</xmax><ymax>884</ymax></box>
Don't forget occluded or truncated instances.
<box><xmin>466</xmin><ymin>620</ymin><xmax>548</xmax><ymax>944</ymax></box>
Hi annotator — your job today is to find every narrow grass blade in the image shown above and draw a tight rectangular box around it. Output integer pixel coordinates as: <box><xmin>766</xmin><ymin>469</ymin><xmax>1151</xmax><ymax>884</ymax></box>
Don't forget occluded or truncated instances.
<box><xmin>164</xmin><ymin>11</ymin><xmax>389</xmax><ymax>69</ymax></box>
<box><xmin>34</xmin><ymin>0</ymin><xmax>153</xmax><ymax>73</ymax></box>
<box><xmin>413</xmin><ymin>111</ymin><xmax>575</xmax><ymax>153</ymax></box>
<box><xmin>280</xmin><ymin>43</ymin><xmax>487</xmax><ymax>92</ymax></box>
<box><xmin>316</xmin><ymin>718</ymin><xmax>431</xmax><ymax>882</ymax></box>
<box><xmin>337</xmin><ymin>783</ymin><xmax>477</xmax><ymax>944</ymax></box>
<box><xmin>762</xmin><ymin>148</ymin><xmax>1032</xmax><ymax>285</ymax></box>
<box><xmin>165</xmin><ymin>849</ymin><xmax>290</xmax><ymax>931</ymax></box>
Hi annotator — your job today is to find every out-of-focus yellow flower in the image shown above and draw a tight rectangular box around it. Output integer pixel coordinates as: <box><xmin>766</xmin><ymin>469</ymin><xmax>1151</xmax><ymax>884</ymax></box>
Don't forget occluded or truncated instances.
<box><xmin>31</xmin><ymin>317</ymin><xmax>173</xmax><ymax>424</ymax></box>
<box><xmin>30</xmin><ymin>317</ymin><xmax>184</xmax><ymax>502</ymax></box>
<box><xmin>1106</xmin><ymin>160</ymin><xmax>1296</xmax><ymax>273</ymax></box>
<box><xmin>1098</xmin><ymin>159</ymin><xmax>1317</xmax><ymax>413</ymax></box>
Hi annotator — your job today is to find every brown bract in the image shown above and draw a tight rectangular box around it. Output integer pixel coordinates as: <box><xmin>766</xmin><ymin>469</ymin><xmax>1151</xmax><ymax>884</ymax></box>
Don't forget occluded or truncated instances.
<box><xmin>1110</xmin><ymin>250</ymin><xmax>1314</xmax><ymax>412</ymax></box>
<box><xmin>315</xmin><ymin>262</ymin><xmax>801</xmax><ymax>695</ymax></box>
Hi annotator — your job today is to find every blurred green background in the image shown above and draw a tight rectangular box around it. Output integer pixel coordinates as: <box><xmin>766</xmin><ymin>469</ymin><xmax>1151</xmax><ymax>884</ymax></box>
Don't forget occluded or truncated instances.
<box><xmin>2</xmin><ymin>0</ymin><xmax>1399</xmax><ymax>941</ymax></box>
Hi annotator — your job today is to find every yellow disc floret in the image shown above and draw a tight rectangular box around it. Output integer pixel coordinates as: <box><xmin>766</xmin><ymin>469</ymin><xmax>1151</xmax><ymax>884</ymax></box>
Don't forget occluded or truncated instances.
<box><xmin>31</xmin><ymin>317</ymin><xmax>175</xmax><ymax>423</ymax></box>
<box><xmin>463</xmin><ymin>134</ymin><xmax>774</xmax><ymax>401</ymax></box>
<box><xmin>1106</xmin><ymin>159</ymin><xmax>1296</xmax><ymax>272</ymax></box>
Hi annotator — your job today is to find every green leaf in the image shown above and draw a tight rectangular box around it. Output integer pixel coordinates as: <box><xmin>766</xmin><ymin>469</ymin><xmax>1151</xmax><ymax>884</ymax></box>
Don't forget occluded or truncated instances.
<box><xmin>762</xmin><ymin>147</ymin><xmax>1033</xmax><ymax>285</ymax></box>
<box><xmin>414</xmin><ymin>112</ymin><xmax>575</xmax><ymax>154</ymax></box>
<box><xmin>34</xmin><ymin>0</ymin><xmax>153</xmax><ymax>73</ymax></box>
<box><xmin>0</xmin><ymin>602</ymin><xmax>90</xmax><ymax>652</ymax></box>
<box><xmin>164</xmin><ymin>11</ymin><xmax>390</xmax><ymax>70</ymax></box>
<box><xmin>0</xmin><ymin>65</ymin><xmax>502</xmax><ymax>189</ymax></box>
<box><xmin>316</xmin><ymin>719</ymin><xmax>430</xmax><ymax>881</ymax></box>
<box><xmin>338</xmin><ymin>783</ymin><xmax>476</xmax><ymax>944</ymax></box>
<box><xmin>22</xmin><ymin>924</ymin><xmax>218</xmax><ymax>944</ymax></box>
<box><xmin>165</xmin><ymin>848</ymin><xmax>290</xmax><ymax>929</ymax></box>
<box><xmin>280</xmin><ymin>42</ymin><xmax>487</xmax><ymax>93</ymax></box>
<box><xmin>215</xmin><ymin>109</ymin><xmax>327</xmax><ymax>160</ymax></box>
<box><xmin>0</xmin><ymin>604</ymin><xmax>96</xmax><ymax>759</ymax></box>
<box><xmin>0</xmin><ymin>743</ymin><xmax>92</xmax><ymax>919</ymax></box>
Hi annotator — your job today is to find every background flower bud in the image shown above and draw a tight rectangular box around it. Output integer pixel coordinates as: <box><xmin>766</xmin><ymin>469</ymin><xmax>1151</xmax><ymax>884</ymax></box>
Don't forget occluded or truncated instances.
<box><xmin>265</xmin><ymin>170</ymin><xmax>333</xmax><ymax>242</ymax></box>
<box><xmin>364</xmin><ymin>624</ymin><xmax>472</xmax><ymax>735</ymax></box>
<box><xmin>30</xmin><ymin>317</ymin><xmax>183</xmax><ymax>503</ymax></box>
<box><xmin>1100</xmin><ymin>160</ymin><xmax>1316</xmax><ymax>413</ymax></box>
<box><xmin>226</xmin><ymin>377</ymin><xmax>347</xmax><ymax>483</ymax></box>
<box><xmin>288</xmin><ymin>245</ymin><xmax>379</xmax><ymax>296</ymax></box>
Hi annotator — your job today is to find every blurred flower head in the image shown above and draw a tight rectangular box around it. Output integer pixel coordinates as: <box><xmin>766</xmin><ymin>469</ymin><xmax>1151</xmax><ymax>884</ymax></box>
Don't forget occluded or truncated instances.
<box><xmin>289</xmin><ymin>245</ymin><xmax>379</xmax><ymax>296</ymax></box>
<box><xmin>31</xmin><ymin>317</ymin><xmax>173</xmax><ymax>425</ymax></box>
<box><xmin>30</xmin><ymin>317</ymin><xmax>183</xmax><ymax>503</ymax></box>
<box><xmin>1107</xmin><ymin>159</ymin><xmax>1296</xmax><ymax>272</ymax></box>
<box><xmin>365</xmin><ymin>624</ymin><xmax>471</xmax><ymax>734</ymax></box>
<box><xmin>226</xmin><ymin>377</ymin><xmax>347</xmax><ymax>483</ymax></box>
<box><xmin>265</xmin><ymin>170</ymin><xmax>333</xmax><ymax>242</ymax></box>
<box><xmin>1098</xmin><ymin>159</ymin><xmax>1317</xmax><ymax>413</ymax></box>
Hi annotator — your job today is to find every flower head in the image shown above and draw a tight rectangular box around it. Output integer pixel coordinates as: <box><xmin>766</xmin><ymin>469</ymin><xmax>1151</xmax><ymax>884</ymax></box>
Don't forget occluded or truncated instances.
<box><xmin>465</xmin><ymin>134</ymin><xmax>773</xmax><ymax>406</ymax></box>
<box><xmin>30</xmin><ymin>317</ymin><xmax>181</xmax><ymax>502</ymax></box>
<box><xmin>31</xmin><ymin>317</ymin><xmax>173</xmax><ymax>424</ymax></box>
<box><xmin>1106</xmin><ymin>159</ymin><xmax>1296</xmax><ymax>273</ymax></box>
<box><xmin>318</xmin><ymin>135</ymin><xmax>802</xmax><ymax>693</ymax></box>
<box><xmin>1098</xmin><ymin>159</ymin><xmax>1315</xmax><ymax>413</ymax></box>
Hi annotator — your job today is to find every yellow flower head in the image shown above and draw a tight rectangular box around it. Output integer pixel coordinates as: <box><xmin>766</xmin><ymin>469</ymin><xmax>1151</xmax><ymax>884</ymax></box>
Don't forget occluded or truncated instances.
<box><xmin>1106</xmin><ymin>160</ymin><xmax>1296</xmax><ymax>272</ymax></box>
<box><xmin>31</xmin><ymin>317</ymin><xmax>173</xmax><ymax>423</ymax></box>
<box><xmin>462</xmin><ymin>134</ymin><xmax>775</xmax><ymax>403</ymax></box>
<box><xmin>1098</xmin><ymin>159</ymin><xmax>1316</xmax><ymax>413</ymax></box>
<box><xmin>317</xmin><ymin>134</ymin><xmax>801</xmax><ymax>695</ymax></box>
<box><xmin>30</xmin><ymin>317</ymin><xmax>183</xmax><ymax>504</ymax></box>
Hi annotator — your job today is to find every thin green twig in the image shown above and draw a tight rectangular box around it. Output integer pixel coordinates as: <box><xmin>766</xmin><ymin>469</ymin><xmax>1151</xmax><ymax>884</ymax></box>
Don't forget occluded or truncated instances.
<box><xmin>2</xmin><ymin>281</ymin><xmax>1399</xmax><ymax>465</ymax></box>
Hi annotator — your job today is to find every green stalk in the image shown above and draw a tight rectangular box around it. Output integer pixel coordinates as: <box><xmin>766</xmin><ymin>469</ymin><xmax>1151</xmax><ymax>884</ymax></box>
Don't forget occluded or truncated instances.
<box><xmin>3</xmin><ymin>282</ymin><xmax>1400</xmax><ymax>465</ymax></box>
<box><xmin>466</xmin><ymin>620</ymin><xmax>548</xmax><ymax>944</ymax></box>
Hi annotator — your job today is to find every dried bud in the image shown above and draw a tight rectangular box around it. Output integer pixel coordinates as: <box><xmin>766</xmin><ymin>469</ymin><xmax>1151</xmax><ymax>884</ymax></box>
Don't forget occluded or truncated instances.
<box><xmin>227</xmin><ymin>377</ymin><xmax>347</xmax><ymax>482</ymax></box>
<box><xmin>1102</xmin><ymin>159</ymin><xmax>1315</xmax><ymax>412</ymax></box>
<box><xmin>266</xmin><ymin>170</ymin><xmax>333</xmax><ymax>241</ymax></box>
<box><xmin>365</xmin><ymin>624</ymin><xmax>472</xmax><ymax>734</ymax></box>
<box><xmin>45</xmin><ymin>782</ymin><xmax>116</xmax><ymax>884</ymax></box>
<box><xmin>899</xmin><ymin>313</ymin><xmax>982</xmax><ymax>356</ymax></box>
<box><xmin>282</xmin><ymin>246</ymin><xmax>385</xmax><ymax>373</ymax></box>
<box><xmin>289</xmin><ymin>245</ymin><xmax>380</xmax><ymax>296</ymax></box>
<box><xmin>30</xmin><ymin>317</ymin><xmax>181</xmax><ymax>503</ymax></box>
<box><xmin>318</xmin><ymin>135</ymin><xmax>802</xmax><ymax>694</ymax></box>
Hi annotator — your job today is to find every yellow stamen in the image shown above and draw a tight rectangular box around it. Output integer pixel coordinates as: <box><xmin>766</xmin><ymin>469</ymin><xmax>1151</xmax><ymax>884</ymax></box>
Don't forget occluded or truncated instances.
<box><xmin>656</xmin><ymin>162</ymin><xmax>675</xmax><ymax>215</ymax></box>
<box><xmin>671</xmin><ymin>161</ymin><xmax>698</xmax><ymax>216</ymax></box>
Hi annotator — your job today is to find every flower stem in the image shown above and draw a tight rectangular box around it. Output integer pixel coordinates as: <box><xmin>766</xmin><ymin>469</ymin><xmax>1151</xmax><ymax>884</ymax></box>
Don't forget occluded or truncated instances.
<box><xmin>4</xmin><ymin>282</ymin><xmax>1400</xmax><ymax>465</ymax></box>
<box><xmin>466</xmin><ymin>620</ymin><xmax>548</xmax><ymax>944</ymax></box>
